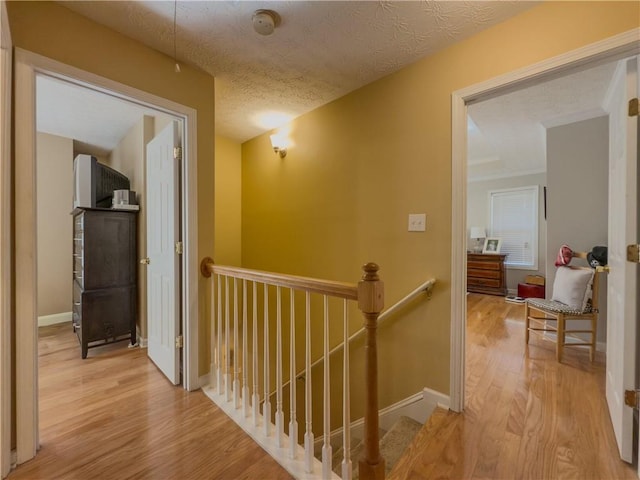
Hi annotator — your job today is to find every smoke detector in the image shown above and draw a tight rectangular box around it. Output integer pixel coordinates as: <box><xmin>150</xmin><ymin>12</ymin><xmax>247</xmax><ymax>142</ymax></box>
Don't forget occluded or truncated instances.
<box><xmin>252</xmin><ymin>9</ymin><xmax>281</xmax><ymax>36</ymax></box>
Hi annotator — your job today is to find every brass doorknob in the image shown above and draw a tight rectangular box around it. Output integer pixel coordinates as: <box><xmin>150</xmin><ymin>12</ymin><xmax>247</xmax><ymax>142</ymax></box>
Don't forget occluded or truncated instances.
<box><xmin>140</xmin><ymin>258</ymin><xmax>150</xmax><ymax>265</ymax></box>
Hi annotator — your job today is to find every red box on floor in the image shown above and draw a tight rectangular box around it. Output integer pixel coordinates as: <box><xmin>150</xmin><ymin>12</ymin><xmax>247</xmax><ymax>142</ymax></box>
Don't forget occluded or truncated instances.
<box><xmin>517</xmin><ymin>283</ymin><xmax>545</xmax><ymax>299</ymax></box>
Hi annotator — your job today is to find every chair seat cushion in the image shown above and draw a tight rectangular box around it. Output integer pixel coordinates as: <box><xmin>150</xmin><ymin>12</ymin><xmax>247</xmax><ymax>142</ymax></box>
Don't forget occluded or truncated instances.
<box><xmin>527</xmin><ymin>297</ymin><xmax>592</xmax><ymax>315</ymax></box>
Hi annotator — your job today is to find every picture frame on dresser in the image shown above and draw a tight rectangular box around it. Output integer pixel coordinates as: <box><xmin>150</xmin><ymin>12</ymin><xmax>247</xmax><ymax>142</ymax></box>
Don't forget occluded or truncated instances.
<box><xmin>482</xmin><ymin>237</ymin><xmax>502</xmax><ymax>254</ymax></box>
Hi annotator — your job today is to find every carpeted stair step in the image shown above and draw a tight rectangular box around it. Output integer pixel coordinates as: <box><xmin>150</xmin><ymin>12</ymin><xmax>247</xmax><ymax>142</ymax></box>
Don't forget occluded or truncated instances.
<box><xmin>331</xmin><ymin>428</ymin><xmax>386</xmax><ymax>476</ymax></box>
<box><xmin>331</xmin><ymin>439</ymin><xmax>363</xmax><ymax>476</ymax></box>
<box><xmin>379</xmin><ymin>416</ymin><xmax>424</xmax><ymax>476</ymax></box>
<box><xmin>387</xmin><ymin>407</ymin><xmax>451</xmax><ymax>480</ymax></box>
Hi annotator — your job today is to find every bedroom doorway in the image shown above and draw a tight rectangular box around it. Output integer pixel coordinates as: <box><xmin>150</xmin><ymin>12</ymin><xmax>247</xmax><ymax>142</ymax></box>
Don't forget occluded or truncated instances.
<box><xmin>13</xmin><ymin>49</ymin><xmax>199</xmax><ymax>465</ymax></box>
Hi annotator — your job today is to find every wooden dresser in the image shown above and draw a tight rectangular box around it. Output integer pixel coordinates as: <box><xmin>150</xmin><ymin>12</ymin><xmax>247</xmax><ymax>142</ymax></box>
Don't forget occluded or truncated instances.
<box><xmin>467</xmin><ymin>253</ymin><xmax>508</xmax><ymax>296</ymax></box>
<box><xmin>73</xmin><ymin>208</ymin><xmax>137</xmax><ymax>358</ymax></box>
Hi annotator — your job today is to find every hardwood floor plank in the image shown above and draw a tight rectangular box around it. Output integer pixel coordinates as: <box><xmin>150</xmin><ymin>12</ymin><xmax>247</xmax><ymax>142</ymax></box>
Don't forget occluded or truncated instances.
<box><xmin>8</xmin><ymin>322</ymin><xmax>293</xmax><ymax>480</ymax></box>
<box><xmin>390</xmin><ymin>294</ymin><xmax>636</xmax><ymax>480</ymax></box>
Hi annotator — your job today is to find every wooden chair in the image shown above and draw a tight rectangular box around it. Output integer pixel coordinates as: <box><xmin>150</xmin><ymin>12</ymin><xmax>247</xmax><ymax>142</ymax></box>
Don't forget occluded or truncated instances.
<box><xmin>525</xmin><ymin>252</ymin><xmax>605</xmax><ymax>362</ymax></box>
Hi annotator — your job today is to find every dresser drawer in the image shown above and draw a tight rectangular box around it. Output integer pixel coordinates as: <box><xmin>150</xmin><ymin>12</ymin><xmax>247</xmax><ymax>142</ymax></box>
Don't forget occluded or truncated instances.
<box><xmin>468</xmin><ymin>276</ymin><xmax>502</xmax><ymax>288</ymax></box>
<box><xmin>466</xmin><ymin>253</ymin><xmax>508</xmax><ymax>296</ymax></box>
<box><xmin>468</xmin><ymin>268</ymin><xmax>502</xmax><ymax>280</ymax></box>
<box><xmin>72</xmin><ymin>281</ymin><xmax>82</xmax><ymax>331</ymax></box>
<box><xmin>468</xmin><ymin>260</ymin><xmax>502</xmax><ymax>271</ymax></box>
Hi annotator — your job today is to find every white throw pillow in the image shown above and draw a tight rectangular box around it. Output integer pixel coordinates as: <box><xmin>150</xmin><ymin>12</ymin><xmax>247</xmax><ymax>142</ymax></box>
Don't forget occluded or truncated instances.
<box><xmin>551</xmin><ymin>266</ymin><xmax>594</xmax><ymax>311</ymax></box>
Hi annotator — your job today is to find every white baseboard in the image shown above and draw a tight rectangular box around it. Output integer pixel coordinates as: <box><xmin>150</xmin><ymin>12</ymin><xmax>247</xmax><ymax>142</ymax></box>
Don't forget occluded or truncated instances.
<box><xmin>37</xmin><ymin>311</ymin><xmax>71</xmax><ymax>327</ymax></box>
<box><xmin>199</xmin><ymin>373</ymin><xmax>211</xmax><ymax>389</ymax></box>
<box><xmin>202</xmin><ymin>385</ymin><xmax>333</xmax><ymax>479</ymax></box>
<box><xmin>316</xmin><ymin>387</ymin><xmax>450</xmax><ymax>452</ymax></box>
<box><xmin>136</xmin><ymin>327</ymin><xmax>148</xmax><ymax>348</ymax></box>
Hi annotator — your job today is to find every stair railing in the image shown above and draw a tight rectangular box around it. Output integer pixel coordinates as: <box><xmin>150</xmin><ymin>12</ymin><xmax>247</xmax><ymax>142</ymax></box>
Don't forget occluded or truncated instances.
<box><xmin>279</xmin><ymin>277</ymin><xmax>436</xmax><ymax>390</ymax></box>
<box><xmin>200</xmin><ymin>258</ymin><xmax>386</xmax><ymax>480</ymax></box>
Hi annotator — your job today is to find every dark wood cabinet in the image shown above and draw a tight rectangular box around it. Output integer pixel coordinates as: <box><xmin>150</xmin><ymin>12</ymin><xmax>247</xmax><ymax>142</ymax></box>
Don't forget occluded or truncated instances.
<box><xmin>73</xmin><ymin>208</ymin><xmax>137</xmax><ymax>358</ymax></box>
<box><xmin>467</xmin><ymin>253</ymin><xmax>508</xmax><ymax>296</ymax></box>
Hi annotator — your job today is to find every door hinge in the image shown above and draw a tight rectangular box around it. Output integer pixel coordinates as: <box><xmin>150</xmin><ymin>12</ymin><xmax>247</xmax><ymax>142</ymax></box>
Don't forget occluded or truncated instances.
<box><xmin>625</xmin><ymin>389</ymin><xmax>640</xmax><ymax>409</ymax></box>
<box><xmin>627</xmin><ymin>244</ymin><xmax>640</xmax><ymax>263</ymax></box>
<box><xmin>175</xmin><ymin>335</ymin><xmax>184</xmax><ymax>349</ymax></box>
<box><xmin>173</xmin><ymin>146</ymin><xmax>182</xmax><ymax>161</ymax></box>
<box><xmin>629</xmin><ymin>98</ymin><xmax>639</xmax><ymax>117</ymax></box>
<box><xmin>175</xmin><ymin>241</ymin><xmax>183</xmax><ymax>255</ymax></box>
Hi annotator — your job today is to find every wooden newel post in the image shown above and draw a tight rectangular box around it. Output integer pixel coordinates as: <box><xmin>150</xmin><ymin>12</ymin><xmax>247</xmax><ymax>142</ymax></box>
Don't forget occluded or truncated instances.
<box><xmin>358</xmin><ymin>262</ymin><xmax>385</xmax><ymax>480</ymax></box>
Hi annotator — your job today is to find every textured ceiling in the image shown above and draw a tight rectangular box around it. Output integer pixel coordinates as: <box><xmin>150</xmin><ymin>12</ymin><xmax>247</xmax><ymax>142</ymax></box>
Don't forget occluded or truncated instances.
<box><xmin>59</xmin><ymin>0</ymin><xmax>538</xmax><ymax>142</ymax></box>
<box><xmin>467</xmin><ymin>61</ymin><xmax>618</xmax><ymax>181</ymax></box>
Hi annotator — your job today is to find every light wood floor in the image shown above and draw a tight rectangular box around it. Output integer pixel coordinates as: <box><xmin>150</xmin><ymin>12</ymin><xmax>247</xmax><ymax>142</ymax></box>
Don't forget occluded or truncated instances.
<box><xmin>390</xmin><ymin>293</ymin><xmax>637</xmax><ymax>480</ymax></box>
<box><xmin>8</xmin><ymin>323</ymin><xmax>293</xmax><ymax>480</ymax></box>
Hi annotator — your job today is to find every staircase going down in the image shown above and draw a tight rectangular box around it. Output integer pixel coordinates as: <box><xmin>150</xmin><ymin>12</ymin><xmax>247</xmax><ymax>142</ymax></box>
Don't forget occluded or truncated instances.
<box><xmin>329</xmin><ymin>416</ymin><xmax>424</xmax><ymax>479</ymax></box>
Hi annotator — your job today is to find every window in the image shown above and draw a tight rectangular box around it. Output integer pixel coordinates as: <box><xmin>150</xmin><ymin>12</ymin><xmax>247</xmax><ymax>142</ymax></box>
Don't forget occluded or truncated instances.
<box><xmin>489</xmin><ymin>186</ymin><xmax>539</xmax><ymax>269</ymax></box>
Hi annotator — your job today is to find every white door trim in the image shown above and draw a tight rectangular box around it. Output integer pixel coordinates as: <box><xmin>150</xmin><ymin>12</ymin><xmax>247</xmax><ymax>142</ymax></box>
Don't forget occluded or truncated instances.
<box><xmin>0</xmin><ymin>1</ymin><xmax>11</xmax><ymax>475</ymax></box>
<box><xmin>450</xmin><ymin>28</ymin><xmax>640</xmax><ymax>412</ymax></box>
<box><xmin>13</xmin><ymin>48</ymin><xmax>199</xmax><ymax>464</ymax></box>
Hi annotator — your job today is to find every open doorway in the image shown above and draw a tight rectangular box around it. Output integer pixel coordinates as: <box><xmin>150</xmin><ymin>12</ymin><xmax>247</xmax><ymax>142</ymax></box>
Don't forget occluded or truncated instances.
<box><xmin>13</xmin><ymin>49</ymin><xmax>200</xmax><ymax>465</ymax></box>
<box><xmin>35</xmin><ymin>74</ymin><xmax>177</xmax><ymax>354</ymax></box>
<box><xmin>451</xmin><ymin>33</ymin><xmax>639</xmax><ymax>471</ymax></box>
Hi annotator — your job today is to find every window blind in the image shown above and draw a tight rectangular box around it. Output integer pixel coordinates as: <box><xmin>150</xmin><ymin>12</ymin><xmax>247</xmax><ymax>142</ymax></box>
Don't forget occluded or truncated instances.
<box><xmin>489</xmin><ymin>186</ymin><xmax>538</xmax><ymax>269</ymax></box>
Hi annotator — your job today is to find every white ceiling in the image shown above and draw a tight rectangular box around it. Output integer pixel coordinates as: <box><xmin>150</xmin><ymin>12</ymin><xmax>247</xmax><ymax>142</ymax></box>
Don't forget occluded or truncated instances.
<box><xmin>36</xmin><ymin>75</ymin><xmax>172</xmax><ymax>157</ymax></box>
<box><xmin>36</xmin><ymin>1</ymin><xmax>617</xmax><ymax>180</ymax></box>
<box><xmin>467</xmin><ymin>61</ymin><xmax>618</xmax><ymax>181</ymax></box>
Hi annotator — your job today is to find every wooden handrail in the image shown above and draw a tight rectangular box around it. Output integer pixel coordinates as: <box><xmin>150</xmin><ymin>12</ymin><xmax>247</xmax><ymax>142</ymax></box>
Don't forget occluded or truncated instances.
<box><xmin>200</xmin><ymin>258</ymin><xmax>358</xmax><ymax>300</ymax></box>
<box><xmin>269</xmin><ymin>277</ymin><xmax>436</xmax><ymax>396</ymax></box>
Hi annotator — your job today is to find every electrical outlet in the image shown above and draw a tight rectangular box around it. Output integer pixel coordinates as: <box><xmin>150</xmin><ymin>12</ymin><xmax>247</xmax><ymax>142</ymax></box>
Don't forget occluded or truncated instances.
<box><xmin>408</xmin><ymin>213</ymin><xmax>426</xmax><ymax>232</ymax></box>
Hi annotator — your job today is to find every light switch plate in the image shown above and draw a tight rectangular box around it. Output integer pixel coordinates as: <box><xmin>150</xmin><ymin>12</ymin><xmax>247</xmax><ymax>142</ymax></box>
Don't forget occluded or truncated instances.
<box><xmin>408</xmin><ymin>213</ymin><xmax>426</xmax><ymax>232</ymax></box>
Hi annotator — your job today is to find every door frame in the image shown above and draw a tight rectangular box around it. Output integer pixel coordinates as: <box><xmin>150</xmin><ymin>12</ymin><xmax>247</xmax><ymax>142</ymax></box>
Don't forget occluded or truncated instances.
<box><xmin>450</xmin><ymin>28</ymin><xmax>640</xmax><ymax>413</ymax></box>
<box><xmin>13</xmin><ymin>48</ymin><xmax>199</xmax><ymax>464</ymax></box>
<box><xmin>0</xmin><ymin>0</ymin><xmax>11</xmax><ymax>476</ymax></box>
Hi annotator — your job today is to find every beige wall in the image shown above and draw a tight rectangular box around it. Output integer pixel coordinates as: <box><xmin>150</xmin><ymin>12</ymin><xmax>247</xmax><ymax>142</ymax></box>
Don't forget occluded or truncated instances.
<box><xmin>7</xmin><ymin>1</ymin><xmax>216</xmax><ymax>375</ymax></box>
<box><xmin>36</xmin><ymin>132</ymin><xmax>73</xmax><ymax>317</ymax></box>
<box><xmin>214</xmin><ymin>135</ymin><xmax>242</xmax><ymax>266</ymax></box>
<box><xmin>108</xmin><ymin>115</ymin><xmax>155</xmax><ymax>340</ymax></box>
<box><xmin>242</xmin><ymin>0</ymin><xmax>639</xmax><ymax>411</ymax></box>
<box><xmin>547</xmin><ymin>116</ymin><xmax>609</xmax><ymax>343</ymax></box>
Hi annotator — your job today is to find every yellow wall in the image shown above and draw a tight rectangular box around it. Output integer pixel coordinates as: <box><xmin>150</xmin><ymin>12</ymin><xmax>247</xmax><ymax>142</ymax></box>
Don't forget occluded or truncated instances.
<box><xmin>7</xmin><ymin>1</ymin><xmax>216</xmax><ymax>375</ymax></box>
<box><xmin>214</xmin><ymin>135</ymin><xmax>242</xmax><ymax>266</ymax></box>
<box><xmin>242</xmin><ymin>0</ymin><xmax>639</xmax><ymax>408</ymax></box>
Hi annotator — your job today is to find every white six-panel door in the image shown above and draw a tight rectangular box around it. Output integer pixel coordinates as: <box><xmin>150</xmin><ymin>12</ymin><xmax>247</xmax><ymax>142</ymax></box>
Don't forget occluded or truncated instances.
<box><xmin>605</xmin><ymin>56</ymin><xmax>639</xmax><ymax>464</ymax></box>
<box><xmin>146</xmin><ymin>121</ymin><xmax>181</xmax><ymax>385</ymax></box>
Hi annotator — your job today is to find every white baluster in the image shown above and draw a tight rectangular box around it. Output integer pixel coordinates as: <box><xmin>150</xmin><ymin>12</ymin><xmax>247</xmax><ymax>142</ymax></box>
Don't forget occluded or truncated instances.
<box><xmin>252</xmin><ymin>281</ymin><xmax>260</xmax><ymax>427</ymax></box>
<box><xmin>341</xmin><ymin>300</ymin><xmax>352</xmax><ymax>480</ymax></box>
<box><xmin>214</xmin><ymin>273</ymin><xmax>217</xmax><ymax>388</ymax></box>
<box><xmin>304</xmin><ymin>292</ymin><xmax>314</xmax><ymax>473</ymax></box>
<box><xmin>321</xmin><ymin>295</ymin><xmax>332</xmax><ymax>479</ymax></box>
<box><xmin>275</xmin><ymin>286</ymin><xmax>284</xmax><ymax>448</ymax></box>
<box><xmin>289</xmin><ymin>289</ymin><xmax>298</xmax><ymax>460</ymax></box>
<box><xmin>242</xmin><ymin>279</ymin><xmax>250</xmax><ymax>417</ymax></box>
<box><xmin>233</xmin><ymin>278</ymin><xmax>240</xmax><ymax>408</ymax></box>
<box><xmin>217</xmin><ymin>275</ymin><xmax>223</xmax><ymax>394</ymax></box>
<box><xmin>263</xmin><ymin>283</ymin><xmax>271</xmax><ymax>437</ymax></box>
<box><xmin>225</xmin><ymin>276</ymin><xmax>231</xmax><ymax>402</ymax></box>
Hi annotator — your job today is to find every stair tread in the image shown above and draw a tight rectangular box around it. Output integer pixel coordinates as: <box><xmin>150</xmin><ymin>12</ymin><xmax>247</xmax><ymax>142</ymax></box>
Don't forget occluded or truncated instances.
<box><xmin>379</xmin><ymin>416</ymin><xmax>424</xmax><ymax>475</ymax></box>
<box><xmin>387</xmin><ymin>407</ymin><xmax>455</xmax><ymax>480</ymax></box>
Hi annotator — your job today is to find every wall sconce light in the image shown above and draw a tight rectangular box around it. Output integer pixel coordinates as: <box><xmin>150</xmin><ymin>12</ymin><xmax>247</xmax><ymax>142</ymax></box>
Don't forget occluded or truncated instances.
<box><xmin>270</xmin><ymin>133</ymin><xmax>287</xmax><ymax>158</ymax></box>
